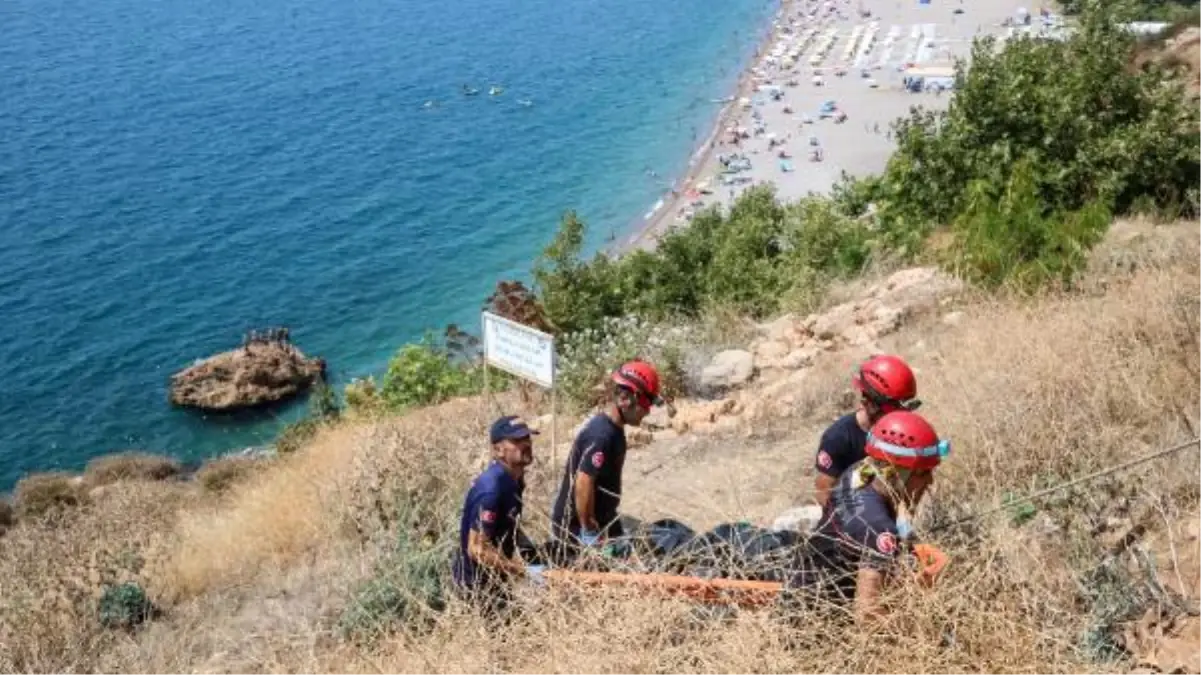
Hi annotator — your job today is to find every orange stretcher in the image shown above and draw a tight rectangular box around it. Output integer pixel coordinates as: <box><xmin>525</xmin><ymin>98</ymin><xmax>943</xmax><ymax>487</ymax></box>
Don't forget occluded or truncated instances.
<box><xmin>542</xmin><ymin>544</ymin><xmax>949</xmax><ymax>607</ymax></box>
<box><xmin>543</xmin><ymin>569</ymin><xmax>784</xmax><ymax>608</ymax></box>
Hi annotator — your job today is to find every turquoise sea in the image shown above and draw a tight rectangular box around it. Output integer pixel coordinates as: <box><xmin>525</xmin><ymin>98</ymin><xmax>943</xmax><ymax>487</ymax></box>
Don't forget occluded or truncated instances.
<box><xmin>0</xmin><ymin>0</ymin><xmax>777</xmax><ymax>488</ymax></box>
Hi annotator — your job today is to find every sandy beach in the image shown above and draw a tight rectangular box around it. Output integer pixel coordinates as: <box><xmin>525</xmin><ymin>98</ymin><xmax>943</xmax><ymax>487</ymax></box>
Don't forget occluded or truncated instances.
<box><xmin>623</xmin><ymin>0</ymin><xmax>1046</xmax><ymax>251</ymax></box>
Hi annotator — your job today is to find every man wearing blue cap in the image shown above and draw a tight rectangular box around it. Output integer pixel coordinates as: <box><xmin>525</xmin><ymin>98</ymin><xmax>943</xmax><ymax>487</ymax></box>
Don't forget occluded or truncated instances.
<box><xmin>452</xmin><ymin>415</ymin><xmax>545</xmax><ymax>613</ymax></box>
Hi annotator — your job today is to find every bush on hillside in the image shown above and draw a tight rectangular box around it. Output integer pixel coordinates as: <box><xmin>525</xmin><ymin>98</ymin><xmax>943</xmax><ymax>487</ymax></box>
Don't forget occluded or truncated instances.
<box><xmin>98</xmin><ymin>582</ymin><xmax>155</xmax><ymax>630</ymax></box>
<box><xmin>379</xmin><ymin>336</ymin><xmax>485</xmax><ymax>410</ymax></box>
<box><xmin>870</xmin><ymin>1</ymin><xmax>1199</xmax><ymax>245</ymax></box>
<box><xmin>534</xmin><ymin>187</ymin><xmax>872</xmax><ymax>337</ymax></box>
<box><xmin>338</xmin><ymin>498</ymin><xmax>450</xmax><ymax>641</ymax></box>
<box><xmin>84</xmin><ymin>452</ymin><xmax>181</xmax><ymax>486</ymax></box>
<box><xmin>13</xmin><ymin>472</ymin><xmax>85</xmax><ymax>518</ymax></box>
<box><xmin>194</xmin><ymin>456</ymin><xmax>261</xmax><ymax>493</ymax></box>
<box><xmin>556</xmin><ymin>316</ymin><xmax>690</xmax><ymax>412</ymax></box>
<box><xmin>275</xmin><ymin>375</ymin><xmax>342</xmax><ymax>454</ymax></box>
<box><xmin>947</xmin><ymin>161</ymin><xmax>1112</xmax><ymax>290</ymax></box>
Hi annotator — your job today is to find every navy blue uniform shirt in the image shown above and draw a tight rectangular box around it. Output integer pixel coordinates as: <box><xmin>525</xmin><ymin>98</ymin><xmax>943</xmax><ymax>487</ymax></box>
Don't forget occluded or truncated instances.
<box><xmin>814</xmin><ymin>413</ymin><xmax>868</xmax><ymax>479</ymax></box>
<box><xmin>551</xmin><ymin>413</ymin><xmax>627</xmax><ymax>540</ymax></box>
<box><xmin>452</xmin><ymin>460</ymin><xmax>524</xmax><ymax>588</ymax></box>
<box><xmin>814</xmin><ymin>463</ymin><xmax>902</xmax><ymax>572</ymax></box>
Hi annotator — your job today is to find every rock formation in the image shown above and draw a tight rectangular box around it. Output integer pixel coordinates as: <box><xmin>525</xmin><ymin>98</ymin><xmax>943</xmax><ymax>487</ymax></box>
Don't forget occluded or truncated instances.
<box><xmin>169</xmin><ymin>331</ymin><xmax>326</xmax><ymax>411</ymax></box>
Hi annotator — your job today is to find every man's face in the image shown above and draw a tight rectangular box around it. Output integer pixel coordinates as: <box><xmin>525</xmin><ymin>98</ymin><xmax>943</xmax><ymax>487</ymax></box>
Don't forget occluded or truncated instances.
<box><xmin>902</xmin><ymin>468</ymin><xmax>934</xmax><ymax>505</ymax></box>
<box><xmin>617</xmin><ymin>389</ymin><xmax>651</xmax><ymax>426</ymax></box>
<box><xmin>496</xmin><ymin>436</ymin><xmax>534</xmax><ymax>467</ymax></box>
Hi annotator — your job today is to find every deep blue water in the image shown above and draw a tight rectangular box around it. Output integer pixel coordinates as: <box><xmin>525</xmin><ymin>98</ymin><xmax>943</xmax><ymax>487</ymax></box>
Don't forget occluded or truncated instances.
<box><xmin>0</xmin><ymin>0</ymin><xmax>776</xmax><ymax>489</ymax></box>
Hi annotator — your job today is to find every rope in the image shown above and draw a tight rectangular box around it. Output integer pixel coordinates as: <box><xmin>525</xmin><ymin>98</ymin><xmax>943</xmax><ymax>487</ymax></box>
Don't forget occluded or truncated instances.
<box><xmin>929</xmin><ymin>437</ymin><xmax>1201</xmax><ymax>533</ymax></box>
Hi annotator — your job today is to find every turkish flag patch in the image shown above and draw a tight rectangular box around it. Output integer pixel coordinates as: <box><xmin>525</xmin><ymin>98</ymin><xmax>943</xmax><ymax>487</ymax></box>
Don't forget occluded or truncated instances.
<box><xmin>480</xmin><ymin>510</ymin><xmax>496</xmax><ymax>524</ymax></box>
<box><xmin>817</xmin><ymin>450</ymin><xmax>833</xmax><ymax>470</ymax></box>
<box><xmin>591</xmin><ymin>452</ymin><xmax>605</xmax><ymax>469</ymax></box>
<box><xmin>876</xmin><ymin>532</ymin><xmax>897</xmax><ymax>555</ymax></box>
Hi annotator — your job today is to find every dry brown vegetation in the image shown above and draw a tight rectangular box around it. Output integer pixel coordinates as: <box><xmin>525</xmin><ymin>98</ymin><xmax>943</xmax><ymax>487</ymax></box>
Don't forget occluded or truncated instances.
<box><xmin>0</xmin><ymin>221</ymin><xmax>1196</xmax><ymax>673</ymax></box>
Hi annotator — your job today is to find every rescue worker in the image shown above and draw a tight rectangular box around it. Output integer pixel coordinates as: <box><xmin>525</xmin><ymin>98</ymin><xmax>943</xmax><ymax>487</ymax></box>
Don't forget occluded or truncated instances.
<box><xmin>812</xmin><ymin>354</ymin><xmax>920</xmax><ymax>508</ymax></box>
<box><xmin>549</xmin><ymin>360</ymin><xmax>663</xmax><ymax>562</ymax></box>
<box><xmin>452</xmin><ymin>415</ymin><xmax>544</xmax><ymax>615</ymax></box>
<box><xmin>800</xmin><ymin>410</ymin><xmax>949</xmax><ymax>622</ymax></box>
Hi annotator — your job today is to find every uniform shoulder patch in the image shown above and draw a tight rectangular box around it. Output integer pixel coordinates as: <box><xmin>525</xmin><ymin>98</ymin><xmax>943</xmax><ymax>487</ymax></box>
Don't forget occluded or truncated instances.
<box><xmin>480</xmin><ymin>509</ymin><xmax>497</xmax><ymax>524</ymax></box>
<box><xmin>817</xmin><ymin>450</ymin><xmax>833</xmax><ymax>470</ymax></box>
<box><xmin>591</xmin><ymin>451</ymin><xmax>605</xmax><ymax>469</ymax></box>
<box><xmin>876</xmin><ymin>531</ymin><xmax>897</xmax><ymax>555</ymax></box>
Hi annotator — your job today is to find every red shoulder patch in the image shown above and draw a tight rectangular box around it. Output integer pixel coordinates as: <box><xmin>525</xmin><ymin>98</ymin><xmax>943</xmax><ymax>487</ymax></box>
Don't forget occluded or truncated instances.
<box><xmin>876</xmin><ymin>532</ymin><xmax>897</xmax><ymax>555</ymax></box>
<box><xmin>480</xmin><ymin>510</ymin><xmax>496</xmax><ymax>524</ymax></box>
<box><xmin>817</xmin><ymin>450</ymin><xmax>833</xmax><ymax>470</ymax></box>
<box><xmin>591</xmin><ymin>451</ymin><xmax>605</xmax><ymax>469</ymax></box>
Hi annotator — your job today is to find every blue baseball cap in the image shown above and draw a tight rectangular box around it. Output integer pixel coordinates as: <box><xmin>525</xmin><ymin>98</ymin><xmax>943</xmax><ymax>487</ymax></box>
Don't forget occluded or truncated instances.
<box><xmin>490</xmin><ymin>415</ymin><xmax>539</xmax><ymax>444</ymax></box>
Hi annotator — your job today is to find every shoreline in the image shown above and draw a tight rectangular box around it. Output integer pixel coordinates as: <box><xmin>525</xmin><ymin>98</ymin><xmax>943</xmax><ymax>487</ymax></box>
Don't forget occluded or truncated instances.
<box><xmin>619</xmin><ymin>0</ymin><xmax>1031</xmax><ymax>254</ymax></box>
<box><xmin>619</xmin><ymin>0</ymin><xmax>794</xmax><ymax>254</ymax></box>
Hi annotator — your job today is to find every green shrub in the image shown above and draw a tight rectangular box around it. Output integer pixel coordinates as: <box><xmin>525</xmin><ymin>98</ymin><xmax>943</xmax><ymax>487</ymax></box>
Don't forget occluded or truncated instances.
<box><xmin>98</xmin><ymin>582</ymin><xmax>155</xmax><ymax>630</ymax></box>
<box><xmin>344</xmin><ymin>375</ymin><xmax>384</xmax><ymax>413</ymax></box>
<box><xmin>946</xmin><ymin>161</ymin><xmax>1112</xmax><ymax>291</ymax></box>
<box><xmin>555</xmin><ymin>316</ymin><xmax>690</xmax><ymax>412</ymax></box>
<box><xmin>874</xmin><ymin>1</ymin><xmax>1198</xmax><ymax>239</ymax></box>
<box><xmin>338</xmin><ymin>500</ymin><xmax>450</xmax><ymax>641</ymax></box>
<box><xmin>533</xmin><ymin>187</ymin><xmax>872</xmax><ymax>338</ymax></box>
<box><xmin>379</xmin><ymin>336</ymin><xmax>485</xmax><ymax>410</ymax></box>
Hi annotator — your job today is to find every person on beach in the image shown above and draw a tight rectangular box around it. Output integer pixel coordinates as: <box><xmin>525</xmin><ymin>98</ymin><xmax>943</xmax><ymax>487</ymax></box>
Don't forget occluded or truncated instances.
<box><xmin>812</xmin><ymin>354</ymin><xmax>920</xmax><ymax>509</ymax></box>
<box><xmin>794</xmin><ymin>411</ymin><xmax>950</xmax><ymax>623</ymax></box>
<box><xmin>452</xmin><ymin>415</ymin><xmax>545</xmax><ymax>617</ymax></box>
<box><xmin>549</xmin><ymin>361</ymin><xmax>664</xmax><ymax>563</ymax></box>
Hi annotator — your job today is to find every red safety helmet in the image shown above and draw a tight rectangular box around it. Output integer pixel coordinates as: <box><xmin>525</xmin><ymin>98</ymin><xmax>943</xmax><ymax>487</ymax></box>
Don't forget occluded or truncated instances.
<box><xmin>853</xmin><ymin>354</ymin><xmax>919</xmax><ymax>411</ymax></box>
<box><xmin>865</xmin><ymin>411</ymin><xmax>949</xmax><ymax>471</ymax></box>
<box><xmin>612</xmin><ymin>360</ymin><xmax>663</xmax><ymax>406</ymax></box>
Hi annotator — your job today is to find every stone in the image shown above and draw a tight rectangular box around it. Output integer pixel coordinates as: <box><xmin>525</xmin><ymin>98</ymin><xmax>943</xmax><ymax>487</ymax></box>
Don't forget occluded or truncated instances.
<box><xmin>700</xmin><ymin>350</ymin><xmax>756</xmax><ymax>389</ymax></box>
<box><xmin>627</xmin><ymin>427</ymin><xmax>654</xmax><ymax>448</ymax></box>
<box><xmin>757</xmin><ymin>314</ymin><xmax>797</xmax><ymax>342</ymax></box>
<box><xmin>941</xmin><ymin>311</ymin><xmax>964</xmax><ymax>326</ymax></box>
<box><xmin>753</xmin><ymin>339</ymin><xmax>791</xmax><ymax>363</ymax></box>
<box><xmin>169</xmin><ymin>341</ymin><xmax>326</xmax><ymax>411</ymax></box>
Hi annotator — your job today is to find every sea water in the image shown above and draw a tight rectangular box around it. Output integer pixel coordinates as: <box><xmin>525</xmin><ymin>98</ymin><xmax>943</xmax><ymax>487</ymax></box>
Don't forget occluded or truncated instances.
<box><xmin>0</xmin><ymin>0</ymin><xmax>777</xmax><ymax>488</ymax></box>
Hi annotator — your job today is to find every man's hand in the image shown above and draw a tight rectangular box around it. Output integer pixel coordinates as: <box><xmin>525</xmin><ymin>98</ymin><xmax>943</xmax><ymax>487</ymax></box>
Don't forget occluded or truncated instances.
<box><xmin>579</xmin><ymin>528</ymin><xmax>602</xmax><ymax>548</ymax></box>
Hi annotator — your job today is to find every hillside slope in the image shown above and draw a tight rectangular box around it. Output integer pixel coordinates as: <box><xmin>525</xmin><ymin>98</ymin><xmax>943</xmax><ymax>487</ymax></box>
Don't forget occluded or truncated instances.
<box><xmin>0</xmin><ymin>220</ymin><xmax>1197</xmax><ymax>673</ymax></box>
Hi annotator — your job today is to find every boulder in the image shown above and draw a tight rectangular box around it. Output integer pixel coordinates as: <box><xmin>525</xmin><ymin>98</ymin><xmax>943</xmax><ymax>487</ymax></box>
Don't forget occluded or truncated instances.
<box><xmin>700</xmin><ymin>350</ymin><xmax>756</xmax><ymax>389</ymax></box>
<box><xmin>170</xmin><ymin>342</ymin><xmax>326</xmax><ymax>411</ymax></box>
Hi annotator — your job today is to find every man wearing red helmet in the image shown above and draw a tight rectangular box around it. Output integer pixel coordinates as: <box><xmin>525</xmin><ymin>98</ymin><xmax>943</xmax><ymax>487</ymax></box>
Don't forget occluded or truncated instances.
<box><xmin>812</xmin><ymin>354</ymin><xmax>920</xmax><ymax>509</ymax></box>
<box><xmin>796</xmin><ymin>411</ymin><xmax>949</xmax><ymax>622</ymax></box>
<box><xmin>549</xmin><ymin>360</ymin><xmax>663</xmax><ymax>561</ymax></box>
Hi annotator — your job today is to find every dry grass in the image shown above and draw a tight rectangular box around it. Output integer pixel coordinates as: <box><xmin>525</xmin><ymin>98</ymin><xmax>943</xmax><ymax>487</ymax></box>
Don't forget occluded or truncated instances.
<box><xmin>0</xmin><ymin>222</ymin><xmax>1196</xmax><ymax>673</ymax></box>
<box><xmin>193</xmin><ymin>454</ymin><xmax>264</xmax><ymax>493</ymax></box>
<box><xmin>84</xmin><ymin>452</ymin><xmax>181</xmax><ymax>486</ymax></box>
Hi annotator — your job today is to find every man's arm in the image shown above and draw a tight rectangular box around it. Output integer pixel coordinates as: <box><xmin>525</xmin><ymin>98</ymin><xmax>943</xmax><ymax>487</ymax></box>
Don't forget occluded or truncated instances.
<box><xmin>467</xmin><ymin>529</ymin><xmax>525</xmax><ymax>576</ymax></box>
<box><xmin>574</xmin><ymin>471</ymin><xmax>599</xmax><ymax>533</ymax></box>
<box><xmin>814</xmin><ymin>473</ymin><xmax>838</xmax><ymax>508</ymax></box>
<box><xmin>854</xmin><ymin>566</ymin><xmax>887</xmax><ymax>623</ymax></box>
<box><xmin>812</xmin><ymin>427</ymin><xmax>846</xmax><ymax>507</ymax></box>
<box><xmin>466</xmin><ymin>491</ymin><xmax>524</xmax><ymax>576</ymax></box>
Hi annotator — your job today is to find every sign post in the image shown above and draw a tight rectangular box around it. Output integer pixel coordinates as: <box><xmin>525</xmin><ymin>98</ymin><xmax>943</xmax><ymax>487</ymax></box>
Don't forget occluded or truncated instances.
<box><xmin>481</xmin><ymin>312</ymin><xmax>557</xmax><ymax>467</ymax></box>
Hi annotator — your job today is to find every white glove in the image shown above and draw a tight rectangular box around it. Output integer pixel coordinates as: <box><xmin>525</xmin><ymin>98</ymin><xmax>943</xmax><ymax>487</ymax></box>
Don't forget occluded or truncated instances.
<box><xmin>525</xmin><ymin>564</ymin><xmax>547</xmax><ymax>586</ymax></box>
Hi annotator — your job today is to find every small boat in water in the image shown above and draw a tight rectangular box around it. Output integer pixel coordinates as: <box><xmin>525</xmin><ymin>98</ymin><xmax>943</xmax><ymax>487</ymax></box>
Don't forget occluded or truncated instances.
<box><xmin>490</xmin><ymin>85</ymin><xmax>505</xmax><ymax>96</ymax></box>
<box><xmin>463</xmin><ymin>84</ymin><xmax>480</xmax><ymax>96</ymax></box>
<box><xmin>517</xmin><ymin>99</ymin><xmax>533</xmax><ymax>107</ymax></box>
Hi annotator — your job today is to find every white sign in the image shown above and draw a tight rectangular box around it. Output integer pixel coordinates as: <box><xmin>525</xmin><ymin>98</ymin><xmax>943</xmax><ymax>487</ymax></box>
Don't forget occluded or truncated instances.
<box><xmin>482</xmin><ymin>312</ymin><xmax>555</xmax><ymax>388</ymax></box>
